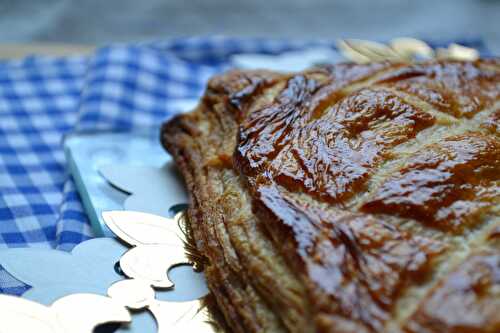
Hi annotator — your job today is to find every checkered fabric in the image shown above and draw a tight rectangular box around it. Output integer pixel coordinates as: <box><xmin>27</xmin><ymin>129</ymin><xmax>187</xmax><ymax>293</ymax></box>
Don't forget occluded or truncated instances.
<box><xmin>0</xmin><ymin>37</ymin><xmax>489</xmax><ymax>295</ymax></box>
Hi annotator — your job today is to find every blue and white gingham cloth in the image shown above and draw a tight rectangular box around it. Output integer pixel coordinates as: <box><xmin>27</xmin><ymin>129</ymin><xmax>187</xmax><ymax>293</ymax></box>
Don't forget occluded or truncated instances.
<box><xmin>0</xmin><ymin>37</ymin><xmax>489</xmax><ymax>295</ymax></box>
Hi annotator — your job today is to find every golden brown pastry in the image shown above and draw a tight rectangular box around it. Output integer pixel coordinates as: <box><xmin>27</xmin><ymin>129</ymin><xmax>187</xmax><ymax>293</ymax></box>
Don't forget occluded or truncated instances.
<box><xmin>161</xmin><ymin>60</ymin><xmax>500</xmax><ymax>333</ymax></box>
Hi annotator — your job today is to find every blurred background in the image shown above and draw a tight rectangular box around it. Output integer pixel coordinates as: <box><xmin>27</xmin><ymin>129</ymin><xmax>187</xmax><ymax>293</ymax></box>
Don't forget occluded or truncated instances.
<box><xmin>0</xmin><ymin>0</ymin><xmax>499</xmax><ymax>54</ymax></box>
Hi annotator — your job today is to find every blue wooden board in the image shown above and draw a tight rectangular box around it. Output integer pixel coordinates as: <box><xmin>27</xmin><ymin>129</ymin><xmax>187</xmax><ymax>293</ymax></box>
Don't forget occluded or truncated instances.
<box><xmin>63</xmin><ymin>129</ymin><xmax>188</xmax><ymax>237</ymax></box>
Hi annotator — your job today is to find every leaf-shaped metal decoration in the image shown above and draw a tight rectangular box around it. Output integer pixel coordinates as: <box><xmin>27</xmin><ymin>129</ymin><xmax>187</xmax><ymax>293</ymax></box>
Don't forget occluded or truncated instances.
<box><xmin>0</xmin><ymin>293</ymin><xmax>131</xmax><ymax>333</ymax></box>
<box><xmin>0</xmin><ymin>209</ymin><xmax>212</xmax><ymax>332</ymax></box>
<box><xmin>338</xmin><ymin>38</ymin><xmax>479</xmax><ymax>63</ymax></box>
<box><xmin>338</xmin><ymin>39</ymin><xmax>401</xmax><ymax>63</ymax></box>
<box><xmin>102</xmin><ymin>210</ymin><xmax>186</xmax><ymax>246</ymax></box>
<box><xmin>51</xmin><ymin>294</ymin><xmax>131</xmax><ymax>333</ymax></box>
<box><xmin>107</xmin><ymin>279</ymin><xmax>156</xmax><ymax>310</ymax></box>
<box><xmin>389</xmin><ymin>37</ymin><xmax>435</xmax><ymax>60</ymax></box>
<box><xmin>337</xmin><ymin>39</ymin><xmax>373</xmax><ymax>64</ymax></box>
<box><xmin>437</xmin><ymin>43</ymin><xmax>480</xmax><ymax>61</ymax></box>
<box><xmin>108</xmin><ymin>279</ymin><xmax>214</xmax><ymax>333</ymax></box>
<box><xmin>119</xmin><ymin>244</ymin><xmax>189</xmax><ymax>288</ymax></box>
<box><xmin>149</xmin><ymin>299</ymin><xmax>214</xmax><ymax>332</ymax></box>
<box><xmin>0</xmin><ymin>295</ymin><xmax>59</xmax><ymax>333</ymax></box>
<box><xmin>102</xmin><ymin>210</ymin><xmax>194</xmax><ymax>288</ymax></box>
<box><xmin>103</xmin><ymin>210</ymin><xmax>215</xmax><ymax>332</ymax></box>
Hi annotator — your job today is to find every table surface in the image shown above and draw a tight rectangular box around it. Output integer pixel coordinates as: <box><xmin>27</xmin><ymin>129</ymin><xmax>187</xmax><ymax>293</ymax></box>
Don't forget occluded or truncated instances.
<box><xmin>0</xmin><ymin>44</ymin><xmax>94</xmax><ymax>59</ymax></box>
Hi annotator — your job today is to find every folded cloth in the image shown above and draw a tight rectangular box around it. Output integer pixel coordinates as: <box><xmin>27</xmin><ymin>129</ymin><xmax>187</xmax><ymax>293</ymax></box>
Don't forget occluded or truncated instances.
<box><xmin>0</xmin><ymin>37</ymin><xmax>489</xmax><ymax>295</ymax></box>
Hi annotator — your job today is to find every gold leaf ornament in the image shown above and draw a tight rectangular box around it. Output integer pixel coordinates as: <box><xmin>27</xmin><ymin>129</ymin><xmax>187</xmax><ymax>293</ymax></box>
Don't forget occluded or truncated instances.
<box><xmin>149</xmin><ymin>299</ymin><xmax>214</xmax><ymax>332</ymax></box>
<box><xmin>102</xmin><ymin>210</ymin><xmax>186</xmax><ymax>247</ymax></box>
<box><xmin>338</xmin><ymin>39</ymin><xmax>402</xmax><ymax>63</ymax></box>
<box><xmin>119</xmin><ymin>244</ymin><xmax>188</xmax><ymax>288</ymax></box>
<box><xmin>0</xmin><ymin>293</ymin><xmax>131</xmax><ymax>333</ymax></box>
<box><xmin>103</xmin><ymin>211</ymin><xmax>215</xmax><ymax>332</ymax></box>
<box><xmin>338</xmin><ymin>38</ymin><xmax>479</xmax><ymax>63</ymax></box>
<box><xmin>108</xmin><ymin>279</ymin><xmax>214</xmax><ymax>332</ymax></box>
<box><xmin>389</xmin><ymin>37</ymin><xmax>435</xmax><ymax>60</ymax></box>
<box><xmin>437</xmin><ymin>43</ymin><xmax>480</xmax><ymax>60</ymax></box>
<box><xmin>0</xmin><ymin>210</ymin><xmax>214</xmax><ymax>333</ymax></box>
<box><xmin>102</xmin><ymin>210</ymin><xmax>194</xmax><ymax>288</ymax></box>
<box><xmin>107</xmin><ymin>279</ymin><xmax>155</xmax><ymax>310</ymax></box>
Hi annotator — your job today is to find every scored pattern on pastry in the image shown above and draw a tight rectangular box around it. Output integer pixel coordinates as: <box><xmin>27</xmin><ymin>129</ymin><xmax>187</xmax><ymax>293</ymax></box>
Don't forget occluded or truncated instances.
<box><xmin>162</xmin><ymin>60</ymin><xmax>500</xmax><ymax>333</ymax></box>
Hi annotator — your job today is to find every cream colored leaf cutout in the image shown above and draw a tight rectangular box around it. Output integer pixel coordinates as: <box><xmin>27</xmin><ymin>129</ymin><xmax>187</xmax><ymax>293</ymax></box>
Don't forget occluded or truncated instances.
<box><xmin>103</xmin><ymin>210</ymin><xmax>213</xmax><ymax>331</ymax></box>
<box><xmin>150</xmin><ymin>300</ymin><xmax>214</xmax><ymax>332</ymax></box>
<box><xmin>102</xmin><ymin>210</ymin><xmax>186</xmax><ymax>246</ymax></box>
<box><xmin>338</xmin><ymin>39</ymin><xmax>401</xmax><ymax>63</ymax></box>
<box><xmin>0</xmin><ymin>293</ymin><xmax>131</xmax><ymax>333</ymax></box>
<box><xmin>390</xmin><ymin>37</ymin><xmax>435</xmax><ymax>60</ymax></box>
<box><xmin>103</xmin><ymin>210</ymin><xmax>193</xmax><ymax>288</ymax></box>
<box><xmin>0</xmin><ymin>295</ymin><xmax>60</xmax><ymax>333</ymax></box>
<box><xmin>51</xmin><ymin>294</ymin><xmax>131</xmax><ymax>333</ymax></box>
<box><xmin>437</xmin><ymin>43</ymin><xmax>480</xmax><ymax>61</ymax></box>
<box><xmin>119</xmin><ymin>244</ymin><xmax>189</xmax><ymax>288</ymax></box>
<box><xmin>0</xmin><ymin>210</ymin><xmax>211</xmax><ymax>333</ymax></box>
<box><xmin>108</xmin><ymin>279</ymin><xmax>214</xmax><ymax>333</ymax></box>
<box><xmin>337</xmin><ymin>39</ymin><xmax>374</xmax><ymax>64</ymax></box>
<box><xmin>107</xmin><ymin>279</ymin><xmax>155</xmax><ymax>310</ymax></box>
<box><xmin>338</xmin><ymin>38</ymin><xmax>479</xmax><ymax>63</ymax></box>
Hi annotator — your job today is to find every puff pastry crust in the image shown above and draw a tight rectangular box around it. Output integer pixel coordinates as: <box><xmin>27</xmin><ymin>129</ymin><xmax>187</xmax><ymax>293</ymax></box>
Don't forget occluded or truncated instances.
<box><xmin>162</xmin><ymin>60</ymin><xmax>500</xmax><ymax>333</ymax></box>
